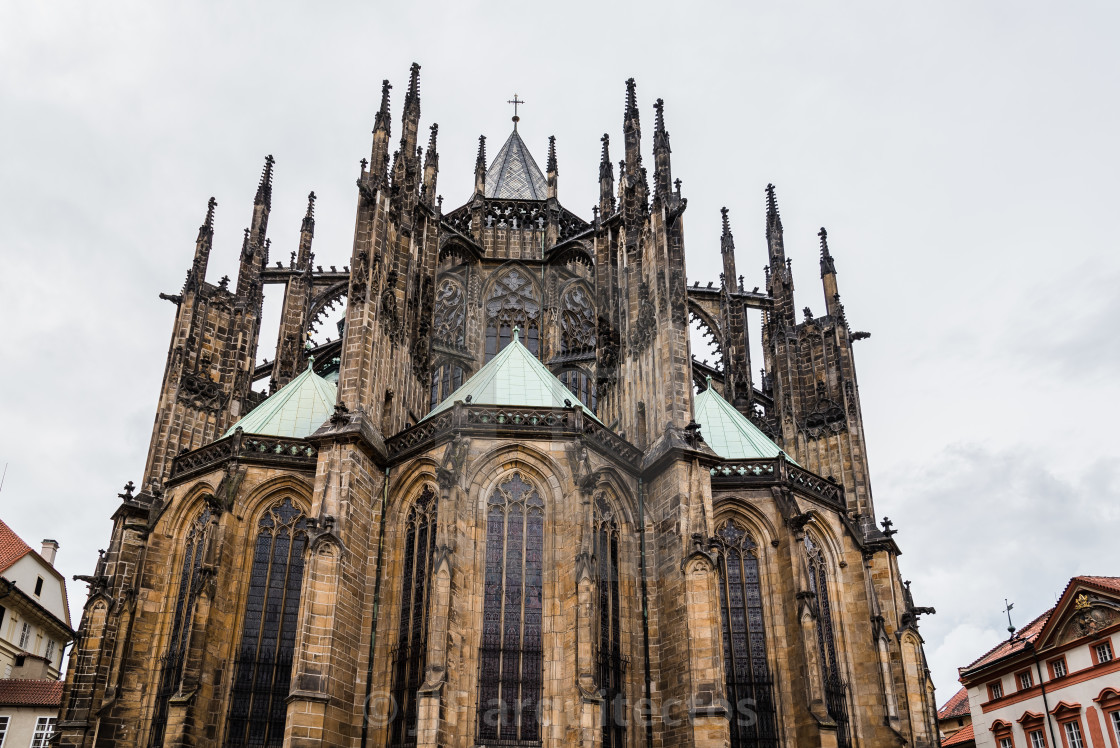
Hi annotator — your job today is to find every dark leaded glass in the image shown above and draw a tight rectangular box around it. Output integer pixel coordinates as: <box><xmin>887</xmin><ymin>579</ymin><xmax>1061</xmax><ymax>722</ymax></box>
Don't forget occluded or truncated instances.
<box><xmin>476</xmin><ymin>473</ymin><xmax>545</xmax><ymax>745</ymax></box>
<box><xmin>430</xmin><ymin>363</ymin><xmax>466</xmax><ymax>409</ymax></box>
<box><xmin>149</xmin><ymin>507</ymin><xmax>211</xmax><ymax>748</ymax></box>
<box><xmin>388</xmin><ymin>486</ymin><xmax>438</xmax><ymax>747</ymax></box>
<box><xmin>595</xmin><ymin>496</ymin><xmax>626</xmax><ymax>748</ymax></box>
<box><xmin>485</xmin><ymin>270</ymin><xmax>541</xmax><ymax>361</ymax></box>
<box><xmin>224</xmin><ymin>499</ymin><xmax>308</xmax><ymax>748</ymax></box>
<box><xmin>716</xmin><ymin>520</ymin><xmax>778</xmax><ymax>748</ymax></box>
<box><xmin>558</xmin><ymin>369</ymin><xmax>597</xmax><ymax>412</ymax></box>
<box><xmin>433</xmin><ymin>278</ymin><xmax>466</xmax><ymax>348</ymax></box>
<box><xmin>805</xmin><ymin>536</ymin><xmax>850</xmax><ymax>748</ymax></box>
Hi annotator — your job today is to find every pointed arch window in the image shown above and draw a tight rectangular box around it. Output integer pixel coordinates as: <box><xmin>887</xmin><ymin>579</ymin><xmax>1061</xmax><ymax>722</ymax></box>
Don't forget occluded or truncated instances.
<box><xmin>560</xmin><ymin>283</ymin><xmax>596</xmax><ymax>356</ymax></box>
<box><xmin>485</xmin><ymin>269</ymin><xmax>541</xmax><ymax>361</ymax></box>
<box><xmin>148</xmin><ymin>507</ymin><xmax>212</xmax><ymax>748</ymax></box>
<box><xmin>430</xmin><ymin>362</ymin><xmax>466</xmax><ymax>410</ymax></box>
<box><xmin>388</xmin><ymin>486</ymin><xmax>438</xmax><ymax>747</ymax></box>
<box><xmin>224</xmin><ymin>499</ymin><xmax>309</xmax><ymax>748</ymax></box>
<box><xmin>805</xmin><ymin>536</ymin><xmax>850</xmax><ymax>748</ymax></box>
<box><xmin>476</xmin><ymin>474</ymin><xmax>544</xmax><ymax>744</ymax></box>
<box><xmin>595</xmin><ymin>496</ymin><xmax>626</xmax><ymax>748</ymax></box>
<box><xmin>716</xmin><ymin>520</ymin><xmax>778</xmax><ymax>748</ymax></box>
<box><xmin>558</xmin><ymin>368</ymin><xmax>597</xmax><ymax>412</ymax></box>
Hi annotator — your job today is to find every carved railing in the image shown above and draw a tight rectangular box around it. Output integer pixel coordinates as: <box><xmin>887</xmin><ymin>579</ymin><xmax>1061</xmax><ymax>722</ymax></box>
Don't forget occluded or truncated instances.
<box><xmin>441</xmin><ymin>200</ymin><xmax>590</xmax><ymax>242</ymax></box>
<box><xmin>169</xmin><ymin>431</ymin><xmax>318</xmax><ymax>481</ymax></box>
<box><xmin>710</xmin><ymin>458</ymin><xmax>845</xmax><ymax>510</ymax></box>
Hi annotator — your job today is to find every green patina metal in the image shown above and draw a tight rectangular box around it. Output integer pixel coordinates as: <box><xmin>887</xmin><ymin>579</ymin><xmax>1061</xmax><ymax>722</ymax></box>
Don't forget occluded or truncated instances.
<box><xmin>224</xmin><ymin>361</ymin><xmax>337</xmax><ymax>438</ymax></box>
<box><xmin>692</xmin><ymin>379</ymin><xmax>793</xmax><ymax>462</ymax></box>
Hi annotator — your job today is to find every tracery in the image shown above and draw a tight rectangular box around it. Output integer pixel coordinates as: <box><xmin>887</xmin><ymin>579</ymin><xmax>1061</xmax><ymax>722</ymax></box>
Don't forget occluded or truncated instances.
<box><xmin>559</xmin><ymin>283</ymin><xmax>596</xmax><ymax>356</ymax></box>
<box><xmin>595</xmin><ymin>495</ymin><xmax>626</xmax><ymax>748</ymax></box>
<box><xmin>716</xmin><ymin>520</ymin><xmax>778</xmax><ymax>748</ymax></box>
<box><xmin>476</xmin><ymin>473</ymin><xmax>544</xmax><ymax>744</ymax></box>
<box><xmin>485</xmin><ymin>269</ymin><xmax>541</xmax><ymax>360</ymax></box>
<box><xmin>432</xmin><ymin>277</ymin><xmax>466</xmax><ymax>349</ymax></box>
<box><xmin>225</xmin><ymin>498</ymin><xmax>309</xmax><ymax>748</ymax></box>
<box><xmin>388</xmin><ymin>486</ymin><xmax>438</xmax><ymax>747</ymax></box>
<box><xmin>806</xmin><ymin>535</ymin><xmax>850</xmax><ymax>748</ymax></box>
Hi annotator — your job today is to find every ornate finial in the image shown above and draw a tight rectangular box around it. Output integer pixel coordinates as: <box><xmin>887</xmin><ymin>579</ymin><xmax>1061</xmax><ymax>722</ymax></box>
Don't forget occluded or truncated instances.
<box><xmin>475</xmin><ymin>135</ymin><xmax>487</xmax><ymax>169</ymax></box>
<box><xmin>1004</xmin><ymin>599</ymin><xmax>1017</xmax><ymax>637</ymax></box>
<box><xmin>547</xmin><ymin>135</ymin><xmax>557</xmax><ymax>174</ymax></box>
<box><xmin>625</xmin><ymin>78</ymin><xmax>638</xmax><ymax>115</ymax></box>
<box><xmin>241</xmin><ymin>227</ymin><xmax>250</xmax><ymax>250</ymax></box>
<box><xmin>819</xmin><ymin>227</ymin><xmax>836</xmax><ymax>275</ymax></box>
<box><xmin>674</xmin><ymin>178</ymin><xmax>682</xmax><ymax>194</ymax></box>
<box><xmin>508</xmin><ymin>93</ymin><xmax>525</xmax><ymax>129</ymax></box>
<box><xmin>765</xmin><ymin>183</ymin><xmax>780</xmax><ymax>219</ymax></box>
<box><xmin>300</xmin><ymin>191</ymin><xmax>316</xmax><ymax>233</ymax></box>
<box><xmin>705</xmin><ymin>375</ymin><xmax>712</xmax><ymax>389</ymax></box>
<box><xmin>512</xmin><ymin>325</ymin><xmax>520</xmax><ymax>342</ymax></box>
<box><xmin>427</xmin><ymin>123</ymin><xmax>438</xmax><ymax>153</ymax></box>
<box><xmin>117</xmin><ymin>481</ymin><xmax>136</xmax><ymax>500</ymax></box>
<box><xmin>203</xmin><ymin>196</ymin><xmax>217</xmax><ymax>231</ymax></box>
<box><xmin>406</xmin><ymin>62</ymin><xmax>421</xmax><ymax>100</ymax></box>
<box><xmin>721</xmin><ymin>207</ymin><xmax>732</xmax><ymax>238</ymax></box>
<box><xmin>880</xmin><ymin>516</ymin><xmax>897</xmax><ymax>537</ymax></box>
<box><xmin>255</xmin><ymin>155</ymin><xmax>275</xmax><ymax>206</ymax></box>
<box><xmin>373</xmin><ymin>80</ymin><xmax>392</xmax><ymax>135</ymax></box>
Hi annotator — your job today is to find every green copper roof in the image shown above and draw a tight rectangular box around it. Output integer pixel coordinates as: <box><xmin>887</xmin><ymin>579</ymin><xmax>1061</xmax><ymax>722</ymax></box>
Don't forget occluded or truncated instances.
<box><xmin>224</xmin><ymin>362</ymin><xmax>337</xmax><ymax>439</ymax></box>
<box><xmin>423</xmin><ymin>331</ymin><xmax>603</xmax><ymax>424</ymax></box>
<box><xmin>693</xmin><ymin>381</ymin><xmax>792</xmax><ymax>461</ymax></box>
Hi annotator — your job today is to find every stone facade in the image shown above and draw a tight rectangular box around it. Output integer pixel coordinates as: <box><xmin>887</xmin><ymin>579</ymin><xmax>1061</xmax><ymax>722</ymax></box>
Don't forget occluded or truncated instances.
<box><xmin>57</xmin><ymin>64</ymin><xmax>939</xmax><ymax>748</ymax></box>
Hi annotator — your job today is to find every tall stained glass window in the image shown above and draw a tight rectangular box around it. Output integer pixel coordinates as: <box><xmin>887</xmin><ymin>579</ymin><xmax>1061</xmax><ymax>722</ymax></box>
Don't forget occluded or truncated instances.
<box><xmin>388</xmin><ymin>486</ymin><xmax>438</xmax><ymax>747</ymax></box>
<box><xmin>224</xmin><ymin>499</ymin><xmax>309</xmax><ymax>748</ymax></box>
<box><xmin>476</xmin><ymin>473</ymin><xmax>544</xmax><ymax>744</ymax></box>
<box><xmin>484</xmin><ymin>270</ymin><xmax>541</xmax><ymax>361</ymax></box>
<box><xmin>716</xmin><ymin>520</ymin><xmax>778</xmax><ymax>748</ymax></box>
<box><xmin>430</xmin><ymin>363</ymin><xmax>465</xmax><ymax>410</ymax></box>
<box><xmin>805</xmin><ymin>536</ymin><xmax>850</xmax><ymax>748</ymax></box>
<box><xmin>595</xmin><ymin>496</ymin><xmax>626</xmax><ymax>748</ymax></box>
<box><xmin>149</xmin><ymin>507</ymin><xmax>212</xmax><ymax>748</ymax></box>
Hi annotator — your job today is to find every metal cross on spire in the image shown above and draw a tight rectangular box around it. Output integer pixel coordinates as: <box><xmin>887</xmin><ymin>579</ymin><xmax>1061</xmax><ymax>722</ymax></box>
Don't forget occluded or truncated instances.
<box><xmin>1003</xmin><ymin>599</ymin><xmax>1016</xmax><ymax>638</ymax></box>
<box><xmin>508</xmin><ymin>94</ymin><xmax>525</xmax><ymax>130</ymax></box>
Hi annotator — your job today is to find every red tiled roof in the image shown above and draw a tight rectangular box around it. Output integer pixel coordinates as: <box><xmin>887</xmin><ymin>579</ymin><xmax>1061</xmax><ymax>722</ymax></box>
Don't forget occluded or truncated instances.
<box><xmin>939</xmin><ymin>687</ymin><xmax>970</xmax><ymax>719</ymax></box>
<box><xmin>1074</xmin><ymin>576</ymin><xmax>1120</xmax><ymax>594</ymax></box>
<box><xmin>942</xmin><ymin>723</ymin><xmax>975</xmax><ymax>747</ymax></box>
<box><xmin>962</xmin><ymin>609</ymin><xmax>1051</xmax><ymax>673</ymax></box>
<box><xmin>0</xmin><ymin>518</ymin><xmax>33</xmax><ymax>574</ymax></box>
<box><xmin>0</xmin><ymin>679</ymin><xmax>63</xmax><ymax>707</ymax></box>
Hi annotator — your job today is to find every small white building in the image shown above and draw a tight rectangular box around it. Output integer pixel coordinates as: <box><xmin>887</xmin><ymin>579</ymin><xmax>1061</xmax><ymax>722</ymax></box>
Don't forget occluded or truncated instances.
<box><xmin>0</xmin><ymin>677</ymin><xmax>61</xmax><ymax>747</ymax></box>
<box><xmin>0</xmin><ymin>519</ymin><xmax>72</xmax><ymax>680</ymax></box>
<box><xmin>958</xmin><ymin>576</ymin><xmax>1120</xmax><ymax>748</ymax></box>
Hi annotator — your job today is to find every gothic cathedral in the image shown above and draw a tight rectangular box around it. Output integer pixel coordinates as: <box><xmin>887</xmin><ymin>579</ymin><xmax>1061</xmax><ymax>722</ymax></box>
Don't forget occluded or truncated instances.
<box><xmin>57</xmin><ymin>64</ymin><xmax>939</xmax><ymax>748</ymax></box>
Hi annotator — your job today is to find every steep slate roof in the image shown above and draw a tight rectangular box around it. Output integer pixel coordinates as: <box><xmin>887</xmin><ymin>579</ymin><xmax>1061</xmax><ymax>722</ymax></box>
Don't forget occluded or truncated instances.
<box><xmin>224</xmin><ymin>362</ymin><xmax>337</xmax><ymax>439</ymax></box>
<box><xmin>485</xmin><ymin>129</ymin><xmax>548</xmax><ymax>200</ymax></box>
<box><xmin>941</xmin><ymin>724</ymin><xmax>975</xmax><ymax>747</ymax></box>
<box><xmin>693</xmin><ymin>382</ymin><xmax>792</xmax><ymax>462</ymax></box>
<box><xmin>0</xmin><ymin>519</ymin><xmax>33</xmax><ymax>574</ymax></box>
<box><xmin>423</xmin><ymin>331</ymin><xmax>603</xmax><ymax>425</ymax></box>
<box><xmin>0</xmin><ymin>679</ymin><xmax>63</xmax><ymax>707</ymax></box>
<box><xmin>938</xmin><ymin>687</ymin><xmax>970</xmax><ymax>720</ymax></box>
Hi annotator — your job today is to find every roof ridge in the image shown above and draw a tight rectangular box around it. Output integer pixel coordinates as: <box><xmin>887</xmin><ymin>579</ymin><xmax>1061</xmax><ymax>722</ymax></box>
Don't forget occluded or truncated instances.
<box><xmin>693</xmin><ymin>385</ymin><xmax>791</xmax><ymax>462</ymax></box>
<box><xmin>0</xmin><ymin>518</ymin><xmax>34</xmax><ymax>574</ymax></box>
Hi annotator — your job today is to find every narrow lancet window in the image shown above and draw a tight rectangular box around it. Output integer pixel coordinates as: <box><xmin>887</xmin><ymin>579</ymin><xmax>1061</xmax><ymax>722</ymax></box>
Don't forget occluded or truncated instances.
<box><xmin>476</xmin><ymin>473</ymin><xmax>544</xmax><ymax>744</ymax></box>
<box><xmin>595</xmin><ymin>496</ymin><xmax>626</xmax><ymax>748</ymax></box>
<box><xmin>225</xmin><ymin>499</ymin><xmax>309</xmax><ymax>748</ymax></box>
<box><xmin>148</xmin><ymin>507</ymin><xmax>211</xmax><ymax>748</ymax></box>
<box><xmin>388</xmin><ymin>486</ymin><xmax>438</xmax><ymax>747</ymax></box>
<box><xmin>716</xmin><ymin>520</ymin><xmax>778</xmax><ymax>748</ymax></box>
<box><xmin>805</xmin><ymin>535</ymin><xmax>850</xmax><ymax>748</ymax></box>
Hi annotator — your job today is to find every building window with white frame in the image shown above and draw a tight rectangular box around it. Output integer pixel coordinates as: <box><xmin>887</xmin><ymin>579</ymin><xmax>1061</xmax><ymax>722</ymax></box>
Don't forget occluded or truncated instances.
<box><xmin>30</xmin><ymin>717</ymin><xmax>55</xmax><ymax>748</ymax></box>
<box><xmin>1051</xmin><ymin>658</ymin><xmax>1067</xmax><ymax>678</ymax></box>
<box><xmin>1062</xmin><ymin>721</ymin><xmax>1084</xmax><ymax>748</ymax></box>
<box><xmin>0</xmin><ymin>715</ymin><xmax>9</xmax><ymax>748</ymax></box>
<box><xmin>999</xmin><ymin>737</ymin><xmax>1013</xmax><ymax>748</ymax></box>
<box><xmin>1018</xmin><ymin>670</ymin><xmax>1033</xmax><ymax>690</ymax></box>
<box><xmin>44</xmin><ymin>638</ymin><xmax>56</xmax><ymax>664</ymax></box>
<box><xmin>1095</xmin><ymin>640</ymin><xmax>1113</xmax><ymax>664</ymax></box>
<box><xmin>1110</xmin><ymin>710</ymin><xmax>1120</xmax><ymax>745</ymax></box>
<box><xmin>988</xmin><ymin>680</ymin><xmax>1003</xmax><ymax>700</ymax></box>
<box><xmin>1028</xmin><ymin>729</ymin><xmax>1046</xmax><ymax>748</ymax></box>
<box><xmin>17</xmin><ymin>622</ymin><xmax>30</xmax><ymax>650</ymax></box>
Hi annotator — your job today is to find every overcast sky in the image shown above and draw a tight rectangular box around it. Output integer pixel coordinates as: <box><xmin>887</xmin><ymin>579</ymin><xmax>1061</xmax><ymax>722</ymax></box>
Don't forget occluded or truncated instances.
<box><xmin>2</xmin><ymin>2</ymin><xmax>1117</xmax><ymax>701</ymax></box>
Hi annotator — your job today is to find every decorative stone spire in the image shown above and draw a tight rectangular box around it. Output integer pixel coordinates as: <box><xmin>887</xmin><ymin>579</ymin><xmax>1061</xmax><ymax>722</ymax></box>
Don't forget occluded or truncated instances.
<box><xmin>255</xmin><ymin>154</ymin><xmax>275</xmax><ymax>208</ymax></box>
<box><xmin>819</xmin><ymin>227</ymin><xmax>842</xmax><ymax>318</ymax></box>
<box><xmin>599</xmin><ymin>134</ymin><xmax>615</xmax><ymax>214</ymax></box>
<box><xmin>720</xmin><ymin>207</ymin><xmax>737</xmax><ymax>288</ymax></box>
<box><xmin>249</xmin><ymin>155</ymin><xmax>274</xmax><ymax>248</ymax></box>
<box><xmin>474</xmin><ymin>135</ymin><xmax>487</xmax><ymax>196</ymax></box>
<box><xmin>302</xmin><ymin>191</ymin><xmax>316</xmax><ymax>234</ymax></box>
<box><xmin>423</xmin><ymin>123</ymin><xmax>439</xmax><ymax>203</ymax></box>
<box><xmin>764</xmin><ymin>184</ymin><xmax>794</xmax><ymax>327</ymax></box>
<box><xmin>652</xmin><ymin>98</ymin><xmax>672</xmax><ymax>202</ymax></box>
<box><xmin>622</xmin><ymin>78</ymin><xmax>649</xmax><ymax>218</ymax></box>
<box><xmin>546</xmin><ymin>135</ymin><xmax>558</xmax><ymax>200</ymax></box>
<box><xmin>819</xmin><ymin>227</ymin><xmax>836</xmax><ymax>277</ymax></box>
<box><xmin>189</xmin><ymin>197</ymin><xmax>216</xmax><ymax>287</ymax></box>
<box><xmin>369</xmin><ymin>80</ymin><xmax>393</xmax><ymax>186</ymax></box>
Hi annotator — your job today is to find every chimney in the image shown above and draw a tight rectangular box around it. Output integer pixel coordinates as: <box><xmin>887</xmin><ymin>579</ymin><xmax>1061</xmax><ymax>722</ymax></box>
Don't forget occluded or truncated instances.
<box><xmin>40</xmin><ymin>540</ymin><xmax>58</xmax><ymax>566</ymax></box>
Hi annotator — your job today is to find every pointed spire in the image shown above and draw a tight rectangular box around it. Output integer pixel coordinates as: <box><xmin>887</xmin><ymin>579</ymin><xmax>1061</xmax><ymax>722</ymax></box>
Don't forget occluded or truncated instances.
<box><xmin>764</xmin><ymin>184</ymin><xmax>793</xmax><ymax>326</ymax></box>
<box><xmin>189</xmin><ymin>197</ymin><xmax>217</xmax><ymax>286</ymax></box>
<box><xmin>765</xmin><ymin>183</ymin><xmax>782</xmax><ymax>231</ymax></box>
<box><xmin>395</xmin><ymin>63</ymin><xmax>422</xmax><ymax>194</ymax></box>
<box><xmin>819</xmin><ymin>227</ymin><xmax>836</xmax><ymax>276</ymax></box>
<box><xmin>423</xmin><ymin>123</ymin><xmax>439</xmax><ymax>203</ymax></box>
<box><xmin>546</xmin><ymin>135</ymin><xmax>558</xmax><ymax>200</ymax></box>
<box><xmin>474</xmin><ymin>135</ymin><xmax>487</xmax><ymax>196</ymax></box>
<box><xmin>622</xmin><ymin>78</ymin><xmax>648</xmax><ymax>217</ymax></box>
<box><xmin>373</xmin><ymin>79</ymin><xmax>392</xmax><ymax>134</ymax></box>
<box><xmin>302</xmin><ymin>191</ymin><xmax>316</xmax><ymax>234</ymax></box>
<box><xmin>368</xmin><ymin>80</ymin><xmax>393</xmax><ymax>187</ymax></box>
<box><xmin>406</xmin><ymin>62</ymin><xmax>420</xmax><ymax>102</ymax></box>
<box><xmin>255</xmin><ymin>154</ymin><xmax>275</xmax><ymax>207</ymax></box>
<box><xmin>599</xmin><ymin>134</ymin><xmax>615</xmax><ymax>214</ymax></box>
<box><xmin>199</xmin><ymin>196</ymin><xmax>216</xmax><ymax>240</ymax></box>
<box><xmin>652</xmin><ymin>98</ymin><xmax>672</xmax><ymax>201</ymax></box>
<box><xmin>720</xmin><ymin>207</ymin><xmax>737</xmax><ymax>287</ymax></box>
